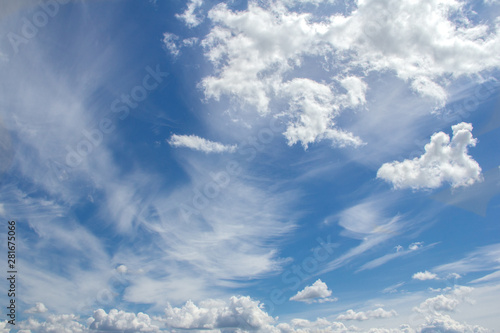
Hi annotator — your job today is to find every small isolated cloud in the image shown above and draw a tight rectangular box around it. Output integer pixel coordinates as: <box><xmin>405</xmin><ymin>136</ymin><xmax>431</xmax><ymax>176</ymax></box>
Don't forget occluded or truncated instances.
<box><xmin>116</xmin><ymin>265</ymin><xmax>128</xmax><ymax>274</ymax></box>
<box><xmin>336</xmin><ymin>308</ymin><xmax>398</xmax><ymax>321</ymax></box>
<box><xmin>176</xmin><ymin>0</ymin><xmax>204</xmax><ymax>28</ymax></box>
<box><xmin>168</xmin><ymin>134</ymin><xmax>237</xmax><ymax>153</ymax></box>
<box><xmin>89</xmin><ymin>309</ymin><xmax>159</xmax><ymax>332</ymax></box>
<box><xmin>163</xmin><ymin>33</ymin><xmax>180</xmax><ymax>57</ymax></box>
<box><xmin>377</xmin><ymin>123</ymin><xmax>482</xmax><ymax>190</ymax></box>
<box><xmin>382</xmin><ymin>282</ymin><xmax>405</xmax><ymax>294</ymax></box>
<box><xmin>413</xmin><ymin>271</ymin><xmax>438</xmax><ymax>281</ymax></box>
<box><xmin>408</xmin><ymin>242</ymin><xmax>423</xmax><ymax>251</ymax></box>
<box><xmin>25</xmin><ymin>302</ymin><xmax>48</xmax><ymax>314</ymax></box>
<box><xmin>289</xmin><ymin>279</ymin><xmax>337</xmax><ymax>304</ymax></box>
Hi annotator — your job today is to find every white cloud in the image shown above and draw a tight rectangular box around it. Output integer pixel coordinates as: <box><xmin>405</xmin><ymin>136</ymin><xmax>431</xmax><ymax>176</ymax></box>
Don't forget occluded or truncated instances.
<box><xmin>176</xmin><ymin>0</ymin><xmax>204</xmax><ymax>28</ymax></box>
<box><xmin>25</xmin><ymin>302</ymin><xmax>48</xmax><ymax>314</ymax></box>
<box><xmin>382</xmin><ymin>282</ymin><xmax>405</xmax><ymax>294</ymax></box>
<box><xmin>289</xmin><ymin>279</ymin><xmax>337</xmax><ymax>303</ymax></box>
<box><xmin>116</xmin><ymin>264</ymin><xmax>128</xmax><ymax>274</ymax></box>
<box><xmin>168</xmin><ymin>134</ymin><xmax>237</xmax><ymax>153</ymax></box>
<box><xmin>18</xmin><ymin>314</ymin><xmax>87</xmax><ymax>333</ymax></box>
<box><xmin>278</xmin><ymin>318</ymin><xmax>357</xmax><ymax>333</ymax></box>
<box><xmin>377</xmin><ymin>122</ymin><xmax>482</xmax><ymax>190</ymax></box>
<box><xmin>434</xmin><ymin>243</ymin><xmax>500</xmax><ymax>275</ymax></box>
<box><xmin>419</xmin><ymin>314</ymin><xmax>489</xmax><ymax>333</ymax></box>
<box><xmin>320</xmin><ymin>197</ymin><xmax>405</xmax><ymax>274</ymax></box>
<box><xmin>414</xmin><ymin>286</ymin><xmax>474</xmax><ymax>314</ymax></box>
<box><xmin>281</xmin><ymin>78</ymin><xmax>365</xmax><ymax>148</ymax></box>
<box><xmin>412</xmin><ymin>271</ymin><xmax>438</xmax><ymax>281</ymax></box>
<box><xmin>198</xmin><ymin>0</ymin><xmax>500</xmax><ymax>149</ymax></box>
<box><xmin>336</xmin><ymin>308</ymin><xmax>398</xmax><ymax>321</ymax></box>
<box><xmin>408</xmin><ymin>242</ymin><xmax>424</xmax><ymax>251</ymax></box>
<box><xmin>0</xmin><ymin>321</ymin><xmax>11</xmax><ymax>333</ymax></box>
<box><xmin>357</xmin><ymin>242</ymin><xmax>428</xmax><ymax>272</ymax></box>
<box><xmin>470</xmin><ymin>270</ymin><xmax>500</xmax><ymax>284</ymax></box>
<box><xmin>201</xmin><ymin>3</ymin><xmax>367</xmax><ymax>149</ymax></box>
<box><xmin>163</xmin><ymin>33</ymin><xmax>180</xmax><ymax>57</ymax></box>
<box><xmin>161</xmin><ymin>296</ymin><xmax>276</xmax><ymax>330</ymax></box>
<box><xmin>89</xmin><ymin>309</ymin><xmax>159</xmax><ymax>332</ymax></box>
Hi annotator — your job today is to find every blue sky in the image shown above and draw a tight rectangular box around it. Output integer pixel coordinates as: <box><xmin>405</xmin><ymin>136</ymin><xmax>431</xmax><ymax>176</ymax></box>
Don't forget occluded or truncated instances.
<box><xmin>0</xmin><ymin>0</ymin><xmax>500</xmax><ymax>332</ymax></box>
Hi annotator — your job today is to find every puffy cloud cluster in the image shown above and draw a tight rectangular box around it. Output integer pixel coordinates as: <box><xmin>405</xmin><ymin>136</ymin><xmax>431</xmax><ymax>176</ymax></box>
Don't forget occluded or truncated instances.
<box><xmin>5</xmin><ymin>288</ymin><xmax>492</xmax><ymax>333</ymax></box>
<box><xmin>0</xmin><ymin>321</ymin><xmax>11</xmax><ymax>333</ymax></box>
<box><xmin>377</xmin><ymin>123</ymin><xmax>482</xmax><ymax>190</ymax></box>
<box><xmin>419</xmin><ymin>314</ymin><xmax>490</xmax><ymax>333</ymax></box>
<box><xmin>168</xmin><ymin>134</ymin><xmax>237</xmax><ymax>153</ymax></box>
<box><xmin>176</xmin><ymin>0</ymin><xmax>204</xmax><ymax>28</ymax></box>
<box><xmin>17</xmin><ymin>314</ymin><xmax>87</xmax><ymax>333</ymax></box>
<box><xmin>24</xmin><ymin>302</ymin><xmax>48</xmax><ymax>314</ymax></box>
<box><xmin>200</xmin><ymin>2</ymin><xmax>368</xmax><ymax>148</ymax></box>
<box><xmin>194</xmin><ymin>0</ymin><xmax>500</xmax><ymax>148</ymax></box>
<box><xmin>336</xmin><ymin>308</ymin><xmax>398</xmax><ymax>321</ymax></box>
<box><xmin>162</xmin><ymin>296</ymin><xmax>276</xmax><ymax>330</ymax></box>
<box><xmin>88</xmin><ymin>309</ymin><xmax>159</xmax><ymax>332</ymax></box>
<box><xmin>414</xmin><ymin>286</ymin><xmax>474</xmax><ymax>315</ymax></box>
<box><xmin>289</xmin><ymin>279</ymin><xmax>337</xmax><ymax>303</ymax></box>
<box><xmin>277</xmin><ymin>318</ymin><xmax>357</xmax><ymax>333</ymax></box>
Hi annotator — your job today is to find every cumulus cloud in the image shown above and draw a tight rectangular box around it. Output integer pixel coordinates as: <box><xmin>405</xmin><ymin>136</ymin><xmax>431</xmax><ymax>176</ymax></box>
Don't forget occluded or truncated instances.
<box><xmin>161</xmin><ymin>296</ymin><xmax>276</xmax><ymax>330</ymax></box>
<box><xmin>282</xmin><ymin>78</ymin><xmax>365</xmax><ymax>148</ymax></box>
<box><xmin>163</xmin><ymin>33</ymin><xmax>180</xmax><ymax>57</ymax></box>
<box><xmin>89</xmin><ymin>309</ymin><xmax>159</xmax><ymax>332</ymax></box>
<box><xmin>411</xmin><ymin>286</ymin><xmax>491</xmax><ymax>332</ymax></box>
<box><xmin>277</xmin><ymin>318</ymin><xmax>357</xmax><ymax>333</ymax></box>
<box><xmin>412</xmin><ymin>271</ymin><xmax>438</xmax><ymax>281</ymax></box>
<box><xmin>116</xmin><ymin>264</ymin><xmax>128</xmax><ymax>274</ymax></box>
<box><xmin>0</xmin><ymin>321</ymin><xmax>11</xmax><ymax>333</ymax></box>
<box><xmin>336</xmin><ymin>308</ymin><xmax>398</xmax><ymax>321</ymax></box>
<box><xmin>201</xmin><ymin>3</ymin><xmax>368</xmax><ymax>148</ymax></box>
<box><xmin>176</xmin><ymin>0</ymin><xmax>204</xmax><ymax>28</ymax></box>
<box><xmin>18</xmin><ymin>314</ymin><xmax>87</xmax><ymax>333</ymax></box>
<box><xmin>25</xmin><ymin>302</ymin><xmax>48</xmax><ymax>314</ymax></box>
<box><xmin>377</xmin><ymin>123</ymin><xmax>482</xmax><ymax>190</ymax></box>
<box><xmin>168</xmin><ymin>134</ymin><xmax>237</xmax><ymax>153</ymax></box>
<box><xmin>408</xmin><ymin>242</ymin><xmax>424</xmax><ymax>251</ymax></box>
<box><xmin>419</xmin><ymin>314</ymin><xmax>489</xmax><ymax>333</ymax></box>
<box><xmin>414</xmin><ymin>286</ymin><xmax>474</xmax><ymax>314</ymax></box>
<box><xmin>198</xmin><ymin>0</ymin><xmax>500</xmax><ymax>149</ymax></box>
<box><xmin>289</xmin><ymin>279</ymin><xmax>337</xmax><ymax>303</ymax></box>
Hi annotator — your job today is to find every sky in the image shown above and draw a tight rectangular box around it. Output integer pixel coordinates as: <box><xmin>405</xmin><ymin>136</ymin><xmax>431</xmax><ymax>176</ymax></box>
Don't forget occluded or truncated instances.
<box><xmin>0</xmin><ymin>0</ymin><xmax>499</xmax><ymax>332</ymax></box>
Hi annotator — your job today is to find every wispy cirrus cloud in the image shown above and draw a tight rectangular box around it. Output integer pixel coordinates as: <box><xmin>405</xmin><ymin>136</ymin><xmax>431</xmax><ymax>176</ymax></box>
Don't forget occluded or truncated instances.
<box><xmin>336</xmin><ymin>308</ymin><xmax>398</xmax><ymax>321</ymax></box>
<box><xmin>168</xmin><ymin>134</ymin><xmax>237</xmax><ymax>153</ymax></box>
